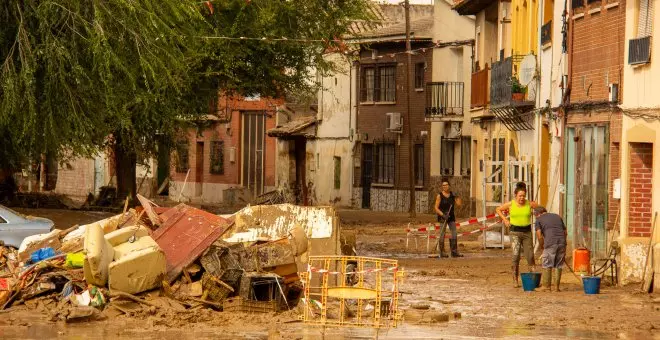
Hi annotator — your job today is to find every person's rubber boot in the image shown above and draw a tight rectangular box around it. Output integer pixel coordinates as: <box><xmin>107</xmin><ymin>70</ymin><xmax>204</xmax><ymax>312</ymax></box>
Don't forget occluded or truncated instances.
<box><xmin>553</xmin><ymin>268</ymin><xmax>562</xmax><ymax>292</ymax></box>
<box><xmin>512</xmin><ymin>264</ymin><xmax>520</xmax><ymax>288</ymax></box>
<box><xmin>537</xmin><ymin>268</ymin><xmax>552</xmax><ymax>292</ymax></box>
<box><xmin>450</xmin><ymin>239</ymin><xmax>464</xmax><ymax>257</ymax></box>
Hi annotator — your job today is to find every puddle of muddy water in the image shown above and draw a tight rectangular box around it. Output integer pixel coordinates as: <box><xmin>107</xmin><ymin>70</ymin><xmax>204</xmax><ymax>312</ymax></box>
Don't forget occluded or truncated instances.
<box><xmin>287</xmin><ymin>322</ymin><xmax>650</xmax><ymax>339</ymax></box>
<box><xmin>1</xmin><ymin>317</ymin><xmax>656</xmax><ymax>339</ymax></box>
<box><xmin>357</xmin><ymin>252</ymin><xmax>506</xmax><ymax>260</ymax></box>
<box><xmin>0</xmin><ymin>324</ymin><xmax>266</xmax><ymax>340</ymax></box>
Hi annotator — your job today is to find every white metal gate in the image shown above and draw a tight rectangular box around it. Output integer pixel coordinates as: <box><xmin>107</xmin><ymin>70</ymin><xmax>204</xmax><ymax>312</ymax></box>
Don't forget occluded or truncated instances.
<box><xmin>483</xmin><ymin>160</ymin><xmax>505</xmax><ymax>249</ymax></box>
<box><xmin>482</xmin><ymin>160</ymin><xmax>533</xmax><ymax>249</ymax></box>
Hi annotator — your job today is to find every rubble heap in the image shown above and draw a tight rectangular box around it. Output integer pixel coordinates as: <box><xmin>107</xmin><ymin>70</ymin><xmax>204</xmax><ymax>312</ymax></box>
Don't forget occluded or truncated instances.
<box><xmin>0</xmin><ymin>196</ymin><xmax>345</xmax><ymax>323</ymax></box>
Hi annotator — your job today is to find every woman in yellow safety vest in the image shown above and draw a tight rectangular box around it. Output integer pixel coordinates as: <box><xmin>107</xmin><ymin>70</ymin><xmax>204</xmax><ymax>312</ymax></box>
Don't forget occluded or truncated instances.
<box><xmin>496</xmin><ymin>182</ymin><xmax>539</xmax><ymax>287</ymax></box>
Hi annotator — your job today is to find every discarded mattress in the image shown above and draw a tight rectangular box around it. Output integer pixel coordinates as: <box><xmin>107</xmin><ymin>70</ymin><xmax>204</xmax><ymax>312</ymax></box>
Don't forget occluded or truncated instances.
<box><xmin>227</xmin><ymin>204</ymin><xmax>336</xmax><ymax>241</ymax></box>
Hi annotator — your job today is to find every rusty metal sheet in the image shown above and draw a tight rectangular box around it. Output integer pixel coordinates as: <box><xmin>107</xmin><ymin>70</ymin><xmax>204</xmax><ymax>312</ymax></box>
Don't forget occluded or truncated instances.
<box><xmin>152</xmin><ymin>204</ymin><xmax>231</xmax><ymax>282</ymax></box>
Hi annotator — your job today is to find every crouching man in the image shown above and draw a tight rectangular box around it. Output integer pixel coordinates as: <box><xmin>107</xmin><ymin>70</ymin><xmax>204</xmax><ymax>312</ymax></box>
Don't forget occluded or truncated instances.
<box><xmin>534</xmin><ymin>206</ymin><xmax>567</xmax><ymax>292</ymax></box>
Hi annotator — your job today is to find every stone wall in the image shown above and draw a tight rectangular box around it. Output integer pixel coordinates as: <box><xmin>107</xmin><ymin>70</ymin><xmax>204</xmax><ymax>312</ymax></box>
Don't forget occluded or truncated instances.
<box><xmin>352</xmin><ymin>187</ymin><xmax>429</xmax><ymax>214</ymax></box>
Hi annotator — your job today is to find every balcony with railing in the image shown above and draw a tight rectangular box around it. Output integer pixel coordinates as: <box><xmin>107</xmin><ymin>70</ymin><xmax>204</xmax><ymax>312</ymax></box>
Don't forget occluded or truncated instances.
<box><xmin>425</xmin><ymin>82</ymin><xmax>464</xmax><ymax>121</ymax></box>
<box><xmin>490</xmin><ymin>57</ymin><xmax>535</xmax><ymax>108</ymax></box>
<box><xmin>471</xmin><ymin>66</ymin><xmax>489</xmax><ymax>108</ymax></box>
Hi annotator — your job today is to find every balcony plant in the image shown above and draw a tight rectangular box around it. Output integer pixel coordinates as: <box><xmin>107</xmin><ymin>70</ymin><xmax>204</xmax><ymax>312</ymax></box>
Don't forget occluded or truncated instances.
<box><xmin>511</xmin><ymin>77</ymin><xmax>526</xmax><ymax>101</ymax></box>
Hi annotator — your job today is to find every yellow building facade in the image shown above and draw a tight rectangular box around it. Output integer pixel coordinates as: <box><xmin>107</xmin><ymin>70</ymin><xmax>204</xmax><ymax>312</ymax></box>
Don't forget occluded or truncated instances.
<box><xmin>454</xmin><ymin>0</ymin><xmax>545</xmax><ymax>219</ymax></box>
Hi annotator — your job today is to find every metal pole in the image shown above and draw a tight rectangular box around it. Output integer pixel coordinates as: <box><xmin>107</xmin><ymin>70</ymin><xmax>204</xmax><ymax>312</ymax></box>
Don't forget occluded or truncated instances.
<box><xmin>405</xmin><ymin>0</ymin><xmax>416</xmax><ymax>217</ymax></box>
<box><xmin>483</xmin><ymin>166</ymin><xmax>487</xmax><ymax>250</ymax></box>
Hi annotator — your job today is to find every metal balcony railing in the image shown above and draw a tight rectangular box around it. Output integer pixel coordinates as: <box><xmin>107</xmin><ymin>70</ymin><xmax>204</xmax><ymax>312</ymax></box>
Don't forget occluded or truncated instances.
<box><xmin>425</xmin><ymin>82</ymin><xmax>464</xmax><ymax>119</ymax></box>
<box><xmin>490</xmin><ymin>58</ymin><xmax>513</xmax><ymax>107</ymax></box>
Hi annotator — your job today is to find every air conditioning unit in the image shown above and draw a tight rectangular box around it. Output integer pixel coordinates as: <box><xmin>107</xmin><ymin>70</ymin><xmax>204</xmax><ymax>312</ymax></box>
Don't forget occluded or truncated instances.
<box><xmin>443</xmin><ymin>122</ymin><xmax>462</xmax><ymax>139</ymax></box>
<box><xmin>386</xmin><ymin>112</ymin><xmax>403</xmax><ymax>133</ymax></box>
<box><xmin>608</xmin><ymin>83</ymin><xmax>619</xmax><ymax>103</ymax></box>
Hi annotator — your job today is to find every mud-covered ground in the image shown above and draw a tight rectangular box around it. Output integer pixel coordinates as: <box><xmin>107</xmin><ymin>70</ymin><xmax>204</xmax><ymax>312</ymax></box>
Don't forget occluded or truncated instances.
<box><xmin>2</xmin><ymin>208</ymin><xmax>659</xmax><ymax>339</ymax></box>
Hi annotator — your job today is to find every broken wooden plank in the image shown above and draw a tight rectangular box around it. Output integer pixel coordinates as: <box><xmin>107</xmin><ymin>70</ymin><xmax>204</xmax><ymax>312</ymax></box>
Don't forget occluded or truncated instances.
<box><xmin>641</xmin><ymin>212</ymin><xmax>658</xmax><ymax>293</ymax></box>
<box><xmin>137</xmin><ymin>194</ymin><xmax>162</xmax><ymax>227</ymax></box>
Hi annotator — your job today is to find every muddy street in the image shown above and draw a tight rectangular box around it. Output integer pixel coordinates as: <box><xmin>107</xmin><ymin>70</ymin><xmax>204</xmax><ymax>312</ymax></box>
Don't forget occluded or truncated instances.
<box><xmin>1</xmin><ymin>209</ymin><xmax>659</xmax><ymax>339</ymax></box>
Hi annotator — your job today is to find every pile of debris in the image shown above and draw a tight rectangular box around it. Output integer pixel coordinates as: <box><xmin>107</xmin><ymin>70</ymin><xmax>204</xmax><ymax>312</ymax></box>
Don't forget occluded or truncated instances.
<box><xmin>0</xmin><ymin>195</ymin><xmax>331</xmax><ymax>322</ymax></box>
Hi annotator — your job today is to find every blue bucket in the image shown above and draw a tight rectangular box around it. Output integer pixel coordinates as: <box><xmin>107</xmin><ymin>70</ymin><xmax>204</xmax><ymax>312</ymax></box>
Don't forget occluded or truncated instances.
<box><xmin>582</xmin><ymin>276</ymin><xmax>601</xmax><ymax>294</ymax></box>
<box><xmin>520</xmin><ymin>272</ymin><xmax>541</xmax><ymax>292</ymax></box>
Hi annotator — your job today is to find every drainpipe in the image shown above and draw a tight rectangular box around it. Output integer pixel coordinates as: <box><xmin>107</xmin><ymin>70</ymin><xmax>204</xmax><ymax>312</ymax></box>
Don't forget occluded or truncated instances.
<box><xmin>559</xmin><ymin>0</ymin><xmax>571</xmax><ymax>219</ymax></box>
<box><xmin>348</xmin><ymin>56</ymin><xmax>353</xmax><ymax>141</ymax></box>
<box><xmin>354</xmin><ymin>58</ymin><xmax>361</xmax><ymax>201</ymax></box>
<box><xmin>348</xmin><ymin>56</ymin><xmax>354</xmax><ymax>203</ymax></box>
<box><xmin>531</xmin><ymin>0</ymin><xmax>543</xmax><ymax>249</ymax></box>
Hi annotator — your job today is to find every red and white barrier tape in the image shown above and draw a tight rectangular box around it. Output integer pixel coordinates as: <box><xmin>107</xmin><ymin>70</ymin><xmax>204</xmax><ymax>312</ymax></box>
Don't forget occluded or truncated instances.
<box><xmin>405</xmin><ymin>212</ymin><xmax>503</xmax><ymax>233</ymax></box>
<box><xmin>425</xmin><ymin>220</ymin><xmax>502</xmax><ymax>239</ymax></box>
<box><xmin>308</xmin><ymin>265</ymin><xmax>398</xmax><ymax>275</ymax></box>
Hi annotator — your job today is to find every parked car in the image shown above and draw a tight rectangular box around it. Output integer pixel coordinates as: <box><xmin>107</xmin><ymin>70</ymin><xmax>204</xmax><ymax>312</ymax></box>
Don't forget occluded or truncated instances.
<box><xmin>0</xmin><ymin>205</ymin><xmax>55</xmax><ymax>248</ymax></box>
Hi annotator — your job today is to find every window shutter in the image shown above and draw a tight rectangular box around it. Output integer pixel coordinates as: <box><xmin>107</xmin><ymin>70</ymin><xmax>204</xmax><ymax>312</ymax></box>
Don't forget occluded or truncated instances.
<box><xmin>638</xmin><ymin>0</ymin><xmax>653</xmax><ymax>37</ymax></box>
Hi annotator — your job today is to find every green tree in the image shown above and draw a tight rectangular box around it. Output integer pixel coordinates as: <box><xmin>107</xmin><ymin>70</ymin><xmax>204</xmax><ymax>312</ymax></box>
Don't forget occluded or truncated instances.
<box><xmin>1</xmin><ymin>0</ymin><xmax>205</xmax><ymax>196</ymax></box>
<box><xmin>1</xmin><ymin>0</ymin><xmax>371</xmax><ymax>200</ymax></box>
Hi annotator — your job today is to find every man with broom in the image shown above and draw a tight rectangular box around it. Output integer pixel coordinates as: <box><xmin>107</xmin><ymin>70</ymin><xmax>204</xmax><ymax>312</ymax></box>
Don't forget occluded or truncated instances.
<box><xmin>534</xmin><ymin>206</ymin><xmax>567</xmax><ymax>292</ymax></box>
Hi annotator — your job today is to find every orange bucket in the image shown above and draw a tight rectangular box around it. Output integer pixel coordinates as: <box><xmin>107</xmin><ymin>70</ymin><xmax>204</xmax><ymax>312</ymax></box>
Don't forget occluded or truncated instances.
<box><xmin>573</xmin><ymin>247</ymin><xmax>591</xmax><ymax>275</ymax></box>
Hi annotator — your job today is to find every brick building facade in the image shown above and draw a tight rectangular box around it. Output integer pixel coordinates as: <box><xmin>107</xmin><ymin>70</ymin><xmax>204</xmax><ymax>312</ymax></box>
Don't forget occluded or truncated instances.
<box><xmin>569</xmin><ymin>0</ymin><xmax>625</xmax><ymax>102</ymax></box>
<box><xmin>627</xmin><ymin>143</ymin><xmax>653</xmax><ymax>238</ymax></box>
<box><xmin>563</xmin><ymin>0</ymin><xmax>625</xmax><ymax>257</ymax></box>
<box><xmin>169</xmin><ymin>94</ymin><xmax>282</xmax><ymax>205</ymax></box>
<box><xmin>352</xmin><ymin>24</ymin><xmax>435</xmax><ymax>213</ymax></box>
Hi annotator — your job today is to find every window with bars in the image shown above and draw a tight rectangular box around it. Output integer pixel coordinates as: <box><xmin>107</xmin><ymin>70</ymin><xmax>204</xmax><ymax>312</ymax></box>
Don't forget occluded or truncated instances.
<box><xmin>362</xmin><ymin>68</ymin><xmax>375</xmax><ymax>101</ymax></box>
<box><xmin>460</xmin><ymin>137</ymin><xmax>471</xmax><ymax>177</ymax></box>
<box><xmin>415</xmin><ymin>62</ymin><xmax>425</xmax><ymax>89</ymax></box>
<box><xmin>175</xmin><ymin>142</ymin><xmax>190</xmax><ymax>173</ymax></box>
<box><xmin>414</xmin><ymin>144</ymin><xmax>424</xmax><ymax>186</ymax></box>
<box><xmin>360</xmin><ymin>65</ymin><xmax>396</xmax><ymax>102</ymax></box>
<box><xmin>374</xmin><ymin>142</ymin><xmax>395</xmax><ymax>184</ymax></box>
<box><xmin>210</xmin><ymin>141</ymin><xmax>224</xmax><ymax>175</ymax></box>
<box><xmin>334</xmin><ymin>156</ymin><xmax>341</xmax><ymax>189</ymax></box>
<box><xmin>441</xmin><ymin>138</ymin><xmax>456</xmax><ymax>176</ymax></box>
<box><xmin>379</xmin><ymin>66</ymin><xmax>396</xmax><ymax>101</ymax></box>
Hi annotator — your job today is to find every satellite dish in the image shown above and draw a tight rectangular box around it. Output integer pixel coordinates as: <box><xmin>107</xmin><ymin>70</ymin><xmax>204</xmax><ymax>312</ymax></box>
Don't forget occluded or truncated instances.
<box><xmin>519</xmin><ymin>54</ymin><xmax>536</xmax><ymax>86</ymax></box>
